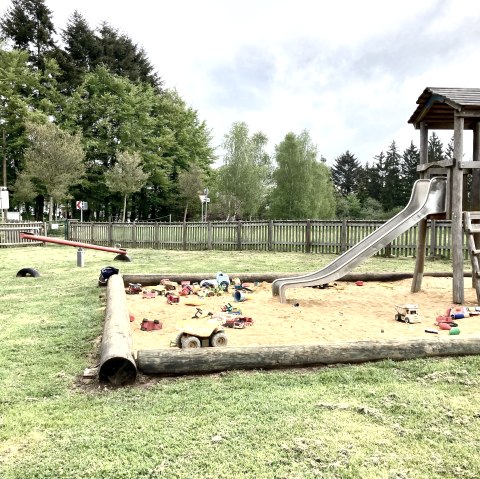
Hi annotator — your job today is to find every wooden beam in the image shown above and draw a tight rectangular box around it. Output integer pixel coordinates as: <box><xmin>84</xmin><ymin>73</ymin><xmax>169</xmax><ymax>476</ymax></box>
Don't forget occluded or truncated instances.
<box><xmin>452</xmin><ymin>114</ymin><xmax>464</xmax><ymax>303</ymax></box>
<box><xmin>416</xmin><ymin>159</ymin><xmax>455</xmax><ymax>172</ymax></box>
<box><xmin>99</xmin><ymin>274</ymin><xmax>137</xmax><ymax>385</ymax></box>
<box><xmin>137</xmin><ymin>338</ymin><xmax>480</xmax><ymax>376</ymax></box>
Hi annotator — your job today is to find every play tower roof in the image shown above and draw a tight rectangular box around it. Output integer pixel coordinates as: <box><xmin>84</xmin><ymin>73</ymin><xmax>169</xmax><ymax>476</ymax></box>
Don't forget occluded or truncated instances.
<box><xmin>408</xmin><ymin>87</ymin><xmax>480</xmax><ymax>130</ymax></box>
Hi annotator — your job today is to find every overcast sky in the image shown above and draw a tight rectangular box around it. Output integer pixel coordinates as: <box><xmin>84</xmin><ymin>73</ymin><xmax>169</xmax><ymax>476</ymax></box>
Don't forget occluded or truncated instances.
<box><xmin>3</xmin><ymin>0</ymin><xmax>480</xmax><ymax>165</ymax></box>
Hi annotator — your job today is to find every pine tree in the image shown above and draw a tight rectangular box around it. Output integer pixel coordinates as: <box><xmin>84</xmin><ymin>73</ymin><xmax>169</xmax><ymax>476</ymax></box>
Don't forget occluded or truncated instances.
<box><xmin>331</xmin><ymin>150</ymin><xmax>361</xmax><ymax>196</ymax></box>
<box><xmin>54</xmin><ymin>11</ymin><xmax>100</xmax><ymax>92</ymax></box>
<box><xmin>0</xmin><ymin>0</ymin><xmax>56</xmax><ymax>71</ymax></box>
<box><xmin>381</xmin><ymin>141</ymin><xmax>402</xmax><ymax>211</ymax></box>
<box><xmin>428</xmin><ymin>132</ymin><xmax>445</xmax><ymax>163</ymax></box>
<box><xmin>401</xmin><ymin>141</ymin><xmax>419</xmax><ymax>204</ymax></box>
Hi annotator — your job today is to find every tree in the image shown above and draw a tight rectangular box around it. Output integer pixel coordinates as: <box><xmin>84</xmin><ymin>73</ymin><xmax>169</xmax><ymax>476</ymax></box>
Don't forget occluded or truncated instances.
<box><xmin>217</xmin><ymin>122</ymin><xmax>271</xmax><ymax>219</ymax></box>
<box><xmin>428</xmin><ymin>132</ymin><xmax>445</xmax><ymax>163</ymax></box>
<box><xmin>14</xmin><ymin>121</ymin><xmax>85</xmax><ymax>221</ymax></box>
<box><xmin>269</xmin><ymin>131</ymin><xmax>335</xmax><ymax>219</ymax></box>
<box><xmin>0</xmin><ymin>0</ymin><xmax>56</xmax><ymax>71</ymax></box>
<box><xmin>400</xmin><ymin>141</ymin><xmax>419</xmax><ymax>204</ymax></box>
<box><xmin>54</xmin><ymin>11</ymin><xmax>100</xmax><ymax>93</ymax></box>
<box><xmin>105</xmin><ymin>151</ymin><xmax>149</xmax><ymax>222</ymax></box>
<box><xmin>380</xmin><ymin>141</ymin><xmax>402</xmax><ymax>211</ymax></box>
<box><xmin>177</xmin><ymin>164</ymin><xmax>207</xmax><ymax>221</ymax></box>
<box><xmin>331</xmin><ymin>150</ymin><xmax>361</xmax><ymax>196</ymax></box>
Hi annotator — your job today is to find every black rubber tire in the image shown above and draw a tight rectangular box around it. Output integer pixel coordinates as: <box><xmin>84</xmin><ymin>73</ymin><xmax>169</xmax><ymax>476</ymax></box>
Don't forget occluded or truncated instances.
<box><xmin>219</xmin><ymin>281</ymin><xmax>229</xmax><ymax>292</ymax></box>
<box><xmin>16</xmin><ymin>268</ymin><xmax>40</xmax><ymax>278</ymax></box>
<box><xmin>210</xmin><ymin>332</ymin><xmax>228</xmax><ymax>347</ymax></box>
<box><xmin>395</xmin><ymin>313</ymin><xmax>402</xmax><ymax>322</ymax></box>
<box><xmin>181</xmin><ymin>335</ymin><xmax>201</xmax><ymax>349</ymax></box>
<box><xmin>114</xmin><ymin>254</ymin><xmax>131</xmax><ymax>262</ymax></box>
<box><xmin>174</xmin><ymin>333</ymin><xmax>184</xmax><ymax>348</ymax></box>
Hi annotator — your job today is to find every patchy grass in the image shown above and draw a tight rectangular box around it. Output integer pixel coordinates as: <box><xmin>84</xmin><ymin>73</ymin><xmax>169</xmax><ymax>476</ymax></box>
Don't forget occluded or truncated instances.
<box><xmin>1</xmin><ymin>245</ymin><xmax>479</xmax><ymax>478</ymax></box>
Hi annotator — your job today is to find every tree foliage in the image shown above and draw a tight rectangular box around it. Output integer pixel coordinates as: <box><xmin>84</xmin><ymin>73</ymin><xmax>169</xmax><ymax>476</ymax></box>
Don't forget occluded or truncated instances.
<box><xmin>15</xmin><ymin>121</ymin><xmax>85</xmax><ymax>221</ymax></box>
<box><xmin>105</xmin><ymin>151</ymin><xmax>149</xmax><ymax>222</ymax></box>
<box><xmin>331</xmin><ymin>150</ymin><xmax>361</xmax><ymax>196</ymax></box>
<box><xmin>217</xmin><ymin>122</ymin><xmax>271</xmax><ymax>219</ymax></box>
<box><xmin>269</xmin><ymin>131</ymin><xmax>335</xmax><ymax>219</ymax></box>
<box><xmin>0</xmin><ymin>0</ymin><xmax>56</xmax><ymax>71</ymax></box>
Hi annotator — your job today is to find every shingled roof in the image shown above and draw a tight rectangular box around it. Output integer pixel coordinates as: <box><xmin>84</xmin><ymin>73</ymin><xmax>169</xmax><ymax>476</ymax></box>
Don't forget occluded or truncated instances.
<box><xmin>408</xmin><ymin>87</ymin><xmax>480</xmax><ymax>130</ymax></box>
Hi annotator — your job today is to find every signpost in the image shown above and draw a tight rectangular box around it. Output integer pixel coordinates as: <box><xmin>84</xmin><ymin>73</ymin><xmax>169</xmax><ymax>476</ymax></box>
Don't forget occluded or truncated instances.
<box><xmin>76</xmin><ymin>200</ymin><xmax>88</xmax><ymax>222</ymax></box>
<box><xmin>198</xmin><ymin>189</ymin><xmax>210</xmax><ymax>221</ymax></box>
<box><xmin>0</xmin><ymin>187</ymin><xmax>9</xmax><ymax>222</ymax></box>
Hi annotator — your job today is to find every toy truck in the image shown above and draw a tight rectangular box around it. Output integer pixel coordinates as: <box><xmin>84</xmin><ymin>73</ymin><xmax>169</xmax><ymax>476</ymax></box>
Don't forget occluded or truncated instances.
<box><xmin>173</xmin><ymin>317</ymin><xmax>228</xmax><ymax>348</ymax></box>
<box><xmin>395</xmin><ymin>304</ymin><xmax>421</xmax><ymax>324</ymax></box>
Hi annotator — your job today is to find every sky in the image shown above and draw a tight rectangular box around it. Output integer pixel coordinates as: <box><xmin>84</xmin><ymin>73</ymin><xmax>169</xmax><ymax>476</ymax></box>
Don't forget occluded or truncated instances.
<box><xmin>2</xmin><ymin>0</ymin><xmax>480</xmax><ymax>165</ymax></box>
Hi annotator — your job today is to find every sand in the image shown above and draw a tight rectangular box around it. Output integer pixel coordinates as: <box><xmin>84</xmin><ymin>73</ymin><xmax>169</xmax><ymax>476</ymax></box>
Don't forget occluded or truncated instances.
<box><xmin>126</xmin><ymin>277</ymin><xmax>480</xmax><ymax>354</ymax></box>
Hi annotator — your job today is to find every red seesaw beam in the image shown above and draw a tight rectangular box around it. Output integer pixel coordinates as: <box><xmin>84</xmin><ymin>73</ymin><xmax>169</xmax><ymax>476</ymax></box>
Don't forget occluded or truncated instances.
<box><xmin>20</xmin><ymin>232</ymin><xmax>128</xmax><ymax>255</ymax></box>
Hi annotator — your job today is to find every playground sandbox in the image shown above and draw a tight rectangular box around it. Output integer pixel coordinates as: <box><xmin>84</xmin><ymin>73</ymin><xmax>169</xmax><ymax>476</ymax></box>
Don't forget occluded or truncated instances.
<box><xmin>98</xmin><ymin>273</ymin><xmax>480</xmax><ymax>385</ymax></box>
<box><xmin>128</xmin><ymin>276</ymin><xmax>480</xmax><ymax>352</ymax></box>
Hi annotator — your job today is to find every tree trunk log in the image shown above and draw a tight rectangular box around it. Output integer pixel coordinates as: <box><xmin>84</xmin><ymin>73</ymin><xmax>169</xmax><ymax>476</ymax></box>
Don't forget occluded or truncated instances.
<box><xmin>99</xmin><ymin>274</ymin><xmax>137</xmax><ymax>385</ymax></box>
<box><xmin>122</xmin><ymin>271</ymin><xmax>466</xmax><ymax>287</ymax></box>
<box><xmin>137</xmin><ymin>337</ymin><xmax>480</xmax><ymax>376</ymax></box>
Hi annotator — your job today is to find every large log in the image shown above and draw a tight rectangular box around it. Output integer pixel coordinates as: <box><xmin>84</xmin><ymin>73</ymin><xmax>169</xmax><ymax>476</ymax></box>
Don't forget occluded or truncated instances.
<box><xmin>122</xmin><ymin>271</ymin><xmax>463</xmax><ymax>287</ymax></box>
<box><xmin>137</xmin><ymin>337</ymin><xmax>480</xmax><ymax>376</ymax></box>
<box><xmin>99</xmin><ymin>274</ymin><xmax>137</xmax><ymax>385</ymax></box>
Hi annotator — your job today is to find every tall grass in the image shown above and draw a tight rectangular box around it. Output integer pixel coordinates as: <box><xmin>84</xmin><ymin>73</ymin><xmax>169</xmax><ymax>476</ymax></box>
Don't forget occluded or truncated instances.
<box><xmin>1</xmin><ymin>245</ymin><xmax>479</xmax><ymax>478</ymax></box>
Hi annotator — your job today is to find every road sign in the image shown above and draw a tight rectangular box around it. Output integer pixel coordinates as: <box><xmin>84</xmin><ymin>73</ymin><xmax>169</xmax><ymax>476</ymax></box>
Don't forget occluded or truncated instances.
<box><xmin>76</xmin><ymin>201</ymin><xmax>88</xmax><ymax>210</ymax></box>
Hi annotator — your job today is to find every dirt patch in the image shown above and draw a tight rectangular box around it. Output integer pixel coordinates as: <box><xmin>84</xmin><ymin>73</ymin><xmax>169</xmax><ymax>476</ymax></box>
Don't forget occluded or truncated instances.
<box><xmin>126</xmin><ymin>277</ymin><xmax>480</xmax><ymax>354</ymax></box>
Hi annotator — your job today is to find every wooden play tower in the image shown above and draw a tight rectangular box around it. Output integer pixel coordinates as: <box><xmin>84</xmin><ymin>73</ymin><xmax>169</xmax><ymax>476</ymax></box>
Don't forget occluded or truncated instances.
<box><xmin>408</xmin><ymin>87</ymin><xmax>480</xmax><ymax>304</ymax></box>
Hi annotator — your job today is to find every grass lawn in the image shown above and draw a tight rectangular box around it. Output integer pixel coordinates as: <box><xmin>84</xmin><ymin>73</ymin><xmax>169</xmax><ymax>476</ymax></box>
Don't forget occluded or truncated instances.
<box><xmin>1</xmin><ymin>245</ymin><xmax>480</xmax><ymax>479</ymax></box>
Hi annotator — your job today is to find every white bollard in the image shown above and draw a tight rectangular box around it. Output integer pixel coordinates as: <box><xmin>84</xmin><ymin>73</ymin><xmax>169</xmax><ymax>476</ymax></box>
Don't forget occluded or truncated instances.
<box><xmin>77</xmin><ymin>247</ymin><xmax>85</xmax><ymax>267</ymax></box>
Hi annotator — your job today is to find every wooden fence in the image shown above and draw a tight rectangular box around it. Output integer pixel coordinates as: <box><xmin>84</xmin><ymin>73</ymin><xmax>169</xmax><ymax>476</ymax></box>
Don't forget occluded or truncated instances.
<box><xmin>66</xmin><ymin>219</ymin><xmax>461</xmax><ymax>259</ymax></box>
<box><xmin>0</xmin><ymin>222</ymin><xmax>46</xmax><ymax>247</ymax></box>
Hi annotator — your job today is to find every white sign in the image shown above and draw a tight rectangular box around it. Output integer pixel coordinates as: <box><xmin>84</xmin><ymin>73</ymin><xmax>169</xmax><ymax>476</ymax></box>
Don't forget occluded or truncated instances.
<box><xmin>76</xmin><ymin>200</ymin><xmax>88</xmax><ymax>210</ymax></box>
<box><xmin>0</xmin><ymin>187</ymin><xmax>9</xmax><ymax>210</ymax></box>
<box><xmin>198</xmin><ymin>195</ymin><xmax>210</xmax><ymax>203</ymax></box>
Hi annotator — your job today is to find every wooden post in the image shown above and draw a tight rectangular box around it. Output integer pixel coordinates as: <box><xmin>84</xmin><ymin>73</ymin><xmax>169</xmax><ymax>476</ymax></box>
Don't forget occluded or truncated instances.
<box><xmin>236</xmin><ymin>220</ymin><xmax>242</xmax><ymax>251</ymax></box>
<box><xmin>155</xmin><ymin>222</ymin><xmax>160</xmax><ymax>249</ymax></box>
<box><xmin>99</xmin><ymin>274</ymin><xmax>137</xmax><ymax>385</ymax></box>
<box><xmin>207</xmin><ymin>221</ymin><xmax>213</xmax><ymax>250</ymax></box>
<box><xmin>429</xmin><ymin>219</ymin><xmax>437</xmax><ymax>258</ymax></box>
<box><xmin>305</xmin><ymin>220</ymin><xmax>311</xmax><ymax>253</ymax></box>
<box><xmin>341</xmin><ymin>219</ymin><xmax>347</xmax><ymax>253</ymax></box>
<box><xmin>472</xmin><ymin>121</ymin><xmax>480</xmax><ymax>209</ymax></box>
<box><xmin>182</xmin><ymin>221</ymin><xmax>187</xmax><ymax>250</ymax></box>
<box><xmin>137</xmin><ymin>338</ymin><xmax>480</xmax><ymax>376</ymax></box>
<box><xmin>452</xmin><ymin>114</ymin><xmax>464</xmax><ymax>303</ymax></box>
<box><xmin>412</xmin><ymin>122</ymin><xmax>429</xmax><ymax>292</ymax></box>
<box><xmin>108</xmin><ymin>222</ymin><xmax>113</xmax><ymax>247</ymax></box>
<box><xmin>268</xmin><ymin>220</ymin><xmax>273</xmax><ymax>251</ymax></box>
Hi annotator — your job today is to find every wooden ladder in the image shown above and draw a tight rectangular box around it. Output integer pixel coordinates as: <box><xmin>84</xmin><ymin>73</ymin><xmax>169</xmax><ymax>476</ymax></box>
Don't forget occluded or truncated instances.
<box><xmin>463</xmin><ymin>211</ymin><xmax>480</xmax><ymax>302</ymax></box>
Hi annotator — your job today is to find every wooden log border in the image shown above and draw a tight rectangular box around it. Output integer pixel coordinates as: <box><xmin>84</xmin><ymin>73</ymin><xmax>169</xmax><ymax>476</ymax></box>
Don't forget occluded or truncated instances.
<box><xmin>137</xmin><ymin>337</ymin><xmax>480</xmax><ymax>376</ymax></box>
<box><xmin>122</xmin><ymin>271</ymin><xmax>467</xmax><ymax>288</ymax></box>
<box><xmin>99</xmin><ymin>274</ymin><xmax>137</xmax><ymax>385</ymax></box>
<box><xmin>101</xmin><ymin>271</ymin><xmax>479</xmax><ymax>380</ymax></box>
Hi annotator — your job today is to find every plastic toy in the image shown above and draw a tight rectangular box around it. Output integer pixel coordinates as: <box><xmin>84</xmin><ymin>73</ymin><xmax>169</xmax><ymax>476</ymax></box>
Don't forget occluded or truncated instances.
<box><xmin>395</xmin><ymin>304</ymin><xmax>421</xmax><ymax>324</ymax></box>
<box><xmin>172</xmin><ymin>317</ymin><xmax>228</xmax><ymax>348</ymax></box>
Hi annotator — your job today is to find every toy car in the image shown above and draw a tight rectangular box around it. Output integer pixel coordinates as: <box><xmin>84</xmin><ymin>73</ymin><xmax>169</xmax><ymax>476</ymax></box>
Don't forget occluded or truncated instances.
<box><xmin>172</xmin><ymin>317</ymin><xmax>228</xmax><ymax>348</ymax></box>
<box><xmin>394</xmin><ymin>304</ymin><xmax>421</xmax><ymax>324</ymax></box>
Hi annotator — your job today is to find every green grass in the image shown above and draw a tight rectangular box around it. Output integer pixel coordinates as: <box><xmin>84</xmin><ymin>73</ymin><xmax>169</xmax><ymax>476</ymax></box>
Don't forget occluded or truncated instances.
<box><xmin>1</xmin><ymin>245</ymin><xmax>479</xmax><ymax>478</ymax></box>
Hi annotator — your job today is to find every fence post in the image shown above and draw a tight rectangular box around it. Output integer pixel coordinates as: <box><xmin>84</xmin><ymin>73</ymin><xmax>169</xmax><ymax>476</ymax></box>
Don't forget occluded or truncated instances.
<box><xmin>237</xmin><ymin>220</ymin><xmax>242</xmax><ymax>251</ymax></box>
<box><xmin>341</xmin><ymin>219</ymin><xmax>348</xmax><ymax>253</ymax></box>
<box><xmin>268</xmin><ymin>220</ymin><xmax>273</xmax><ymax>251</ymax></box>
<box><xmin>132</xmin><ymin>222</ymin><xmax>137</xmax><ymax>248</ymax></box>
<box><xmin>207</xmin><ymin>222</ymin><xmax>213</xmax><ymax>250</ymax></box>
<box><xmin>305</xmin><ymin>219</ymin><xmax>311</xmax><ymax>253</ymax></box>
<box><xmin>108</xmin><ymin>222</ymin><xmax>113</xmax><ymax>246</ymax></box>
<box><xmin>429</xmin><ymin>219</ymin><xmax>437</xmax><ymax>258</ymax></box>
<box><xmin>155</xmin><ymin>222</ymin><xmax>160</xmax><ymax>249</ymax></box>
<box><xmin>90</xmin><ymin>222</ymin><xmax>94</xmax><ymax>244</ymax></box>
<box><xmin>182</xmin><ymin>221</ymin><xmax>187</xmax><ymax>250</ymax></box>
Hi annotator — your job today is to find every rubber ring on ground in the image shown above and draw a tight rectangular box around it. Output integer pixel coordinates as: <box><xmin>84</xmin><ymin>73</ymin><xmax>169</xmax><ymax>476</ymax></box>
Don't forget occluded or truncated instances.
<box><xmin>16</xmin><ymin>268</ymin><xmax>40</xmax><ymax>278</ymax></box>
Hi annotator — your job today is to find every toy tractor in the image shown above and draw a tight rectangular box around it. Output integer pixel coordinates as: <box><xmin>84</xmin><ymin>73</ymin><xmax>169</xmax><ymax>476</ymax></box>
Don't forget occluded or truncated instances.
<box><xmin>394</xmin><ymin>304</ymin><xmax>421</xmax><ymax>324</ymax></box>
<box><xmin>173</xmin><ymin>317</ymin><xmax>228</xmax><ymax>349</ymax></box>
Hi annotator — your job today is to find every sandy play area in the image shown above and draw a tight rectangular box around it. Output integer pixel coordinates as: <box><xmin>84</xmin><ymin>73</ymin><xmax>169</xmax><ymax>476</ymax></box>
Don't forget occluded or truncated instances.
<box><xmin>126</xmin><ymin>276</ymin><xmax>480</xmax><ymax>354</ymax></box>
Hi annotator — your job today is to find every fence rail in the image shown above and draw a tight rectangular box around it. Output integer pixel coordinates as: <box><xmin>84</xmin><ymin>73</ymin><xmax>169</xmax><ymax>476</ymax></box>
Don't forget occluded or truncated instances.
<box><xmin>0</xmin><ymin>222</ymin><xmax>46</xmax><ymax>247</ymax></box>
<box><xmin>65</xmin><ymin>219</ymin><xmax>464</xmax><ymax>259</ymax></box>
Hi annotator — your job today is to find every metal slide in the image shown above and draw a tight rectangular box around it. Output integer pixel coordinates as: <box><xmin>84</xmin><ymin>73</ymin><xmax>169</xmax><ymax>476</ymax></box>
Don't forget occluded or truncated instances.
<box><xmin>272</xmin><ymin>177</ymin><xmax>447</xmax><ymax>302</ymax></box>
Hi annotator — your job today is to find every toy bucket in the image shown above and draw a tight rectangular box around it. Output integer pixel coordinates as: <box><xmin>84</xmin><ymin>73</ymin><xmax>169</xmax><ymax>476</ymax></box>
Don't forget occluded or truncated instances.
<box><xmin>233</xmin><ymin>290</ymin><xmax>246</xmax><ymax>302</ymax></box>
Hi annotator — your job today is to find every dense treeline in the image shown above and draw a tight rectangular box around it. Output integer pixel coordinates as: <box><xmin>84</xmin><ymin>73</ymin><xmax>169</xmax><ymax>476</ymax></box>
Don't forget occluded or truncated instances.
<box><xmin>0</xmin><ymin>0</ymin><xmax>453</xmax><ymax>222</ymax></box>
